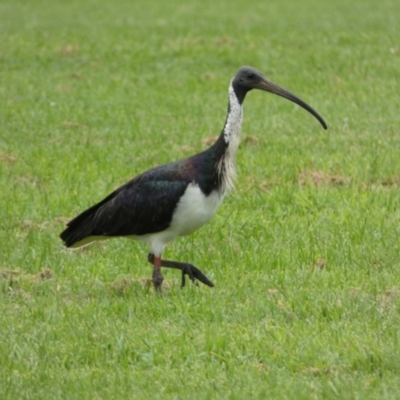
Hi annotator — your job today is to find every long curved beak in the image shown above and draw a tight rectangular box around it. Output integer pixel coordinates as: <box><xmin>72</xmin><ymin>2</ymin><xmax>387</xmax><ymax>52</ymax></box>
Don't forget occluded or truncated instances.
<box><xmin>257</xmin><ymin>78</ymin><xmax>327</xmax><ymax>129</ymax></box>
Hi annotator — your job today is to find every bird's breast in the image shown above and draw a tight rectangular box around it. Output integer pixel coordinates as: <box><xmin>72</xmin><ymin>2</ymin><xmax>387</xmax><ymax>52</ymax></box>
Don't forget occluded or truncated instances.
<box><xmin>170</xmin><ymin>182</ymin><xmax>223</xmax><ymax>236</ymax></box>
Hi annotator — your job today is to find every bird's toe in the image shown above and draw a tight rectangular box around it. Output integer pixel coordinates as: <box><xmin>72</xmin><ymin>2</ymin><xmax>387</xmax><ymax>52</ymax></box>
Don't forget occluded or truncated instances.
<box><xmin>152</xmin><ymin>269</ymin><xmax>164</xmax><ymax>291</ymax></box>
<box><xmin>182</xmin><ymin>264</ymin><xmax>214</xmax><ymax>288</ymax></box>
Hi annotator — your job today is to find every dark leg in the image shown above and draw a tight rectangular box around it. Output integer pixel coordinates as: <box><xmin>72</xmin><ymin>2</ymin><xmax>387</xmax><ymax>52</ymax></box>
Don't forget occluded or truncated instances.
<box><xmin>148</xmin><ymin>254</ymin><xmax>214</xmax><ymax>288</ymax></box>
<box><xmin>151</xmin><ymin>255</ymin><xmax>164</xmax><ymax>291</ymax></box>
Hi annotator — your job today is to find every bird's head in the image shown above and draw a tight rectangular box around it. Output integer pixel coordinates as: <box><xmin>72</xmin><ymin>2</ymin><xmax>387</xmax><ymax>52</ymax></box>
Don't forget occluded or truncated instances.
<box><xmin>232</xmin><ymin>66</ymin><xmax>327</xmax><ymax>129</ymax></box>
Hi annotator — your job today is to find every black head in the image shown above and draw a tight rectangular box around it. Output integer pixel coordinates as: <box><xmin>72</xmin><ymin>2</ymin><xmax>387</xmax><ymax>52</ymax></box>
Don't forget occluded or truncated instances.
<box><xmin>231</xmin><ymin>66</ymin><xmax>327</xmax><ymax>129</ymax></box>
<box><xmin>232</xmin><ymin>66</ymin><xmax>268</xmax><ymax>94</ymax></box>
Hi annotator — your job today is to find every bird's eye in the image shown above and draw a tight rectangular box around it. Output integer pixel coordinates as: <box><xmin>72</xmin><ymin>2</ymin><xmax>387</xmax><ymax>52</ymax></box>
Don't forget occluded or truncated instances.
<box><xmin>248</xmin><ymin>72</ymin><xmax>255</xmax><ymax>79</ymax></box>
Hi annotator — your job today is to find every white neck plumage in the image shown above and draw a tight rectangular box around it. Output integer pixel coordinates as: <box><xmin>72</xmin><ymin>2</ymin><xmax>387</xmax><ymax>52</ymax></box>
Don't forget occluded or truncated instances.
<box><xmin>217</xmin><ymin>81</ymin><xmax>243</xmax><ymax>194</ymax></box>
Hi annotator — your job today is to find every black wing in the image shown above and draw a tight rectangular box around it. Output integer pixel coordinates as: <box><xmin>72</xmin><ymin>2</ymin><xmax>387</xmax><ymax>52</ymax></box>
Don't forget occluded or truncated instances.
<box><xmin>60</xmin><ymin>162</ymin><xmax>194</xmax><ymax>247</ymax></box>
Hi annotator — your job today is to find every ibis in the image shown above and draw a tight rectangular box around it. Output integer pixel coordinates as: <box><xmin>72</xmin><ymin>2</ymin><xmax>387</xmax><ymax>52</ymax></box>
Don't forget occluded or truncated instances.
<box><xmin>60</xmin><ymin>66</ymin><xmax>327</xmax><ymax>291</ymax></box>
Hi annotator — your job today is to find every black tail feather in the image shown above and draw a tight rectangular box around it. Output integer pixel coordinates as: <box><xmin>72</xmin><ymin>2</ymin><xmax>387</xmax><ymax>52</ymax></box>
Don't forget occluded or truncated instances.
<box><xmin>60</xmin><ymin>190</ymin><xmax>118</xmax><ymax>247</ymax></box>
<box><xmin>60</xmin><ymin>217</ymin><xmax>95</xmax><ymax>247</ymax></box>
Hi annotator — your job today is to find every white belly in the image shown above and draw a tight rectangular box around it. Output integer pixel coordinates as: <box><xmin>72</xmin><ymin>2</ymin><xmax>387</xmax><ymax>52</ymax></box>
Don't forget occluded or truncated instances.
<box><xmin>131</xmin><ymin>183</ymin><xmax>224</xmax><ymax>256</ymax></box>
<box><xmin>171</xmin><ymin>183</ymin><xmax>223</xmax><ymax>236</ymax></box>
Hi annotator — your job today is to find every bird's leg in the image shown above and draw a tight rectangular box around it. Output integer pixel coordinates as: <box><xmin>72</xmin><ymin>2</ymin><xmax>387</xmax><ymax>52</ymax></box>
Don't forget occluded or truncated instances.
<box><xmin>148</xmin><ymin>253</ymin><xmax>214</xmax><ymax>288</ymax></box>
<box><xmin>151</xmin><ymin>255</ymin><xmax>164</xmax><ymax>291</ymax></box>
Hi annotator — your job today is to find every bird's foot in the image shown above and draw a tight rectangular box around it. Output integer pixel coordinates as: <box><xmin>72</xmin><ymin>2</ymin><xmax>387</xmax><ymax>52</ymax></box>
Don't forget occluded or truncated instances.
<box><xmin>151</xmin><ymin>256</ymin><xmax>164</xmax><ymax>292</ymax></box>
<box><xmin>148</xmin><ymin>253</ymin><xmax>214</xmax><ymax>289</ymax></box>
<box><xmin>179</xmin><ymin>263</ymin><xmax>214</xmax><ymax>288</ymax></box>
<box><xmin>152</xmin><ymin>270</ymin><xmax>164</xmax><ymax>292</ymax></box>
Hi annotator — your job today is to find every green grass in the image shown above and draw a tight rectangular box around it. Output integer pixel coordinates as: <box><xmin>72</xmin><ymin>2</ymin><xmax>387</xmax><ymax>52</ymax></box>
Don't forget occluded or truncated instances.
<box><xmin>1</xmin><ymin>0</ymin><xmax>400</xmax><ymax>398</ymax></box>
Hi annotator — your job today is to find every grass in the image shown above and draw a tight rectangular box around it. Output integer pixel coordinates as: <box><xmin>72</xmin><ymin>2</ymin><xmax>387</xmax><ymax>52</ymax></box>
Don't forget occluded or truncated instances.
<box><xmin>1</xmin><ymin>0</ymin><xmax>400</xmax><ymax>398</ymax></box>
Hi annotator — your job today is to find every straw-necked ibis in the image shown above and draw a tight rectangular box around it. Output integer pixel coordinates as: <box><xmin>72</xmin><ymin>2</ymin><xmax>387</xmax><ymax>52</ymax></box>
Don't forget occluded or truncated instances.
<box><xmin>60</xmin><ymin>66</ymin><xmax>327</xmax><ymax>291</ymax></box>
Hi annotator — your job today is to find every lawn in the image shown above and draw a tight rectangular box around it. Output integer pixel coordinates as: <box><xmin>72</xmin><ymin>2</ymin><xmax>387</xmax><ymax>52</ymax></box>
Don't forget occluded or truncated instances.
<box><xmin>1</xmin><ymin>0</ymin><xmax>400</xmax><ymax>398</ymax></box>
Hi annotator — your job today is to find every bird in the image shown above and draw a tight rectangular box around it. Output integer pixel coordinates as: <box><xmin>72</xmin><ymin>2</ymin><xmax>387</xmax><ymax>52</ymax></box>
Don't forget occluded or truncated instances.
<box><xmin>60</xmin><ymin>66</ymin><xmax>327</xmax><ymax>291</ymax></box>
